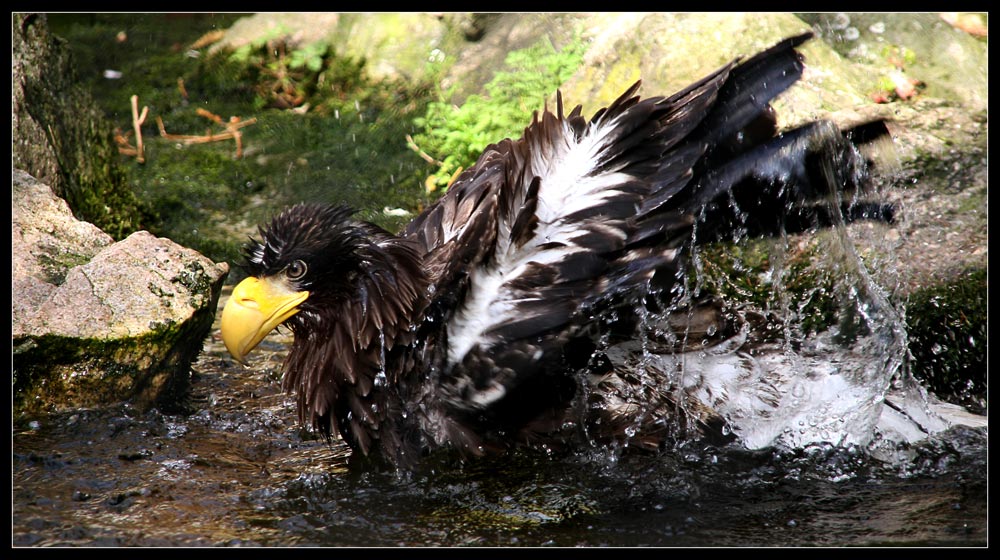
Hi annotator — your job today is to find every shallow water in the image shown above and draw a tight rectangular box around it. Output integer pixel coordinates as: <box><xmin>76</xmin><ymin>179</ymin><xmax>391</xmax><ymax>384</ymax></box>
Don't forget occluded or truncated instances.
<box><xmin>11</xmin><ymin>302</ymin><xmax>988</xmax><ymax>547</ymax></box>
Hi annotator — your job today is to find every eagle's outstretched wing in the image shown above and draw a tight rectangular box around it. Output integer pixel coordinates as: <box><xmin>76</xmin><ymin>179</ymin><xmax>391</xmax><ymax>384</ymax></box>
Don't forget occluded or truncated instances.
<box><xmin>221</xmin><ymin>33</ymin><xmax>903</xmax><ymax>465</ymax></box>
<box><xmin>401</xmin><ymin>32</ymin><xmax>890</xmax><ymax>428</ymax></box>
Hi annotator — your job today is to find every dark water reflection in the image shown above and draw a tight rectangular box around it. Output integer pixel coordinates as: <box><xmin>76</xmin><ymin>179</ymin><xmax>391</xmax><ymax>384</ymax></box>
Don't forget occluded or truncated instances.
<box><xmin>12</xmin><ymin>307</ymin><xmax>987</xmax><ymax>547</ymax></box>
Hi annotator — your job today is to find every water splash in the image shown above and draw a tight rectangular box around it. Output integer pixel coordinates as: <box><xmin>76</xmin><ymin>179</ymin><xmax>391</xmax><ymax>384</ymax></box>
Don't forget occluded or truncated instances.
<box><xmin>603</xmin><ymin>183</ymin><xmax>985</xmax><ymax>466</ymax></box>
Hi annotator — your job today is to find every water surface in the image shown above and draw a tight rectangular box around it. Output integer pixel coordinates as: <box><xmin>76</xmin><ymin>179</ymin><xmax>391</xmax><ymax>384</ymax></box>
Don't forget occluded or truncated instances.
<box><xmin>12</xmin><ymin>311</ymin><xmax>987</xmax><ymax>547</ymax></box>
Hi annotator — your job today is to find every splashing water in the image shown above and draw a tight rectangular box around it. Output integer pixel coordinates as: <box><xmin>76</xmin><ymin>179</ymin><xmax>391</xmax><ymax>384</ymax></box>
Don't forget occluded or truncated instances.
<box><xmin>598</xmin><ymin>182</ymin><xmax>985</xmax><ymax>467</ymax></box>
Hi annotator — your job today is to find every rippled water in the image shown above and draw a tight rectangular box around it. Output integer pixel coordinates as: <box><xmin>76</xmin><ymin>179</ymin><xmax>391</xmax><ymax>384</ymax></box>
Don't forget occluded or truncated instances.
<box><xmin>11</xmin><ymin>300</ymin><xmax>988</xmax><ymax>547</ymax></box>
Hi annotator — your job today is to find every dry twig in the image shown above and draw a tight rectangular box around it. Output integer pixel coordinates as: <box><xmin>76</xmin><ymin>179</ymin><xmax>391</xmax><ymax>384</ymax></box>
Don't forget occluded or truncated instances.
<box><xmin>405</xmin><ymin>134</ymin><xmax>443</xmax><ymax>165</ymax></box>
<box><xmin>130</xmin><ymin>95</ymin><xmax>149</xmax><ymax>163</ymax></box>
<box><xmin>114</xmin><ymin>128</ymin><xmax>138</xmax><ymax>157</ymax></box>
<box><xmin>157</xmin><ymin>109</ymin><xmax>258</xmax><ymax>158</ymax></box>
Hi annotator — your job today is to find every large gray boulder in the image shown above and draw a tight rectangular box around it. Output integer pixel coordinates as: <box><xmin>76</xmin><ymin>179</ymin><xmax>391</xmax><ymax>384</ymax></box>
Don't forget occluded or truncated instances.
<box><xmin>12</xmin><ymin>170</ymin><xmax>229</xmax><ymax>416</ymax></box>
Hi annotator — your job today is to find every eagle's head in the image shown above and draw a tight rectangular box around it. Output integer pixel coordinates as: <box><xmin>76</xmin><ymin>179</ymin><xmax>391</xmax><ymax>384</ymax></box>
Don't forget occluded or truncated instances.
<box><xmin>220</xmin><ymin>203</ymin><xmax>376</xmax><ymax>362</ymax></box>
<box><xmin>221</xmin><ymin>203</ymin><xmax>429</xmax><ymax>454</ymax></box>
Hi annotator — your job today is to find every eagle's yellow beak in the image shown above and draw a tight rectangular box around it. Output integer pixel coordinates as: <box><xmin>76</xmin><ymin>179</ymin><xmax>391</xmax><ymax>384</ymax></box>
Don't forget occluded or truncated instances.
<box><xmin>220</xmin><ymin>276</ymin><xmax>309</xmax><ymax>362</ymax></box>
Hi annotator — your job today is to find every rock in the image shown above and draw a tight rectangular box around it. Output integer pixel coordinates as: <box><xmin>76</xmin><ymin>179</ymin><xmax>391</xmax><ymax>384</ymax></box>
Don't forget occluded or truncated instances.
<box><xmin>545</xmin><ymin>13</ymin><xmax>850</xmax><ymax>117</ymax></box>
<box><xmin>12</xmin><ymin>170</ymin><xmax>229</xmax><ymax>417</ymax></box>
<box><xmin>12</xmin><ymin>170</ymin><xmax>114</xmax><ymax>322</ymax></box>
<box><xmin>202</xmin><ymin>13</ymin><xmax>891</xmax><ymax>123</ymax></box>
<box><xmin>209</xmin><ymin>12</ymin><xmax>459</xmax><ymax>83</ymax></box>
<box><xmin>208</xmin><ymin>12</ymin><xmax>343</xmax><ymax>53</ymax></box>
<box><xmin>12</xmin><ymin>13</ymin><xmax>144</xmax><ymax>240</ymax></box>
<box><xmin>880</xmin><ymin>101</ymin><xmax>988</xmax><ymax>293</ymax></box>
<box><xmin>800</xmin><ymin>13</ymin><xmax>988</xmax><ymax>112</ymax></box>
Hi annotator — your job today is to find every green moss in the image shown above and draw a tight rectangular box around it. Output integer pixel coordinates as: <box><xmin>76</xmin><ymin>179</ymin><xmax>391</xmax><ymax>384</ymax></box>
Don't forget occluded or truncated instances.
<box><xmin>49</xmin><ymin>15</ymin><xmax>574</xmax><ymax>266</ymax></box>
<box><xmin>34</xmin><ymin>250</ymin><xmax>99</xmax><ymax>284</ymax></box>
<box><xmin>905</xmin><ymin>268</ymin><xmax>987</xmax><ymax>410</ymax></box>
<box><xmin>593</xmin><ymin>52</ymin><xmax>644</xmax><ymax>104</ymax></box>
<box><xmin>171</xmin><ymin>261</ymin><xmax>217</xmax><ymax>306</ymax></box>
<box><xmin>955</xmin><ymin>188</ymin><xmax>987</xmax><ymax>215</ymax></box>
<box><xmin>48</xmin><ymin>14</ymin><xmax>252</xmax><ymax>123</ymax></box>
<box><xmin>52</xmin><ymin>119</ymin><xmax>147</xmax><ymax>240</ymax></box>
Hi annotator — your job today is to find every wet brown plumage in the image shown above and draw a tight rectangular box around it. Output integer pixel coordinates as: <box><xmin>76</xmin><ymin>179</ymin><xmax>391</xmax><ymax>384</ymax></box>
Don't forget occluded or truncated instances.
<box><xmin>222</xmin><ymin>32</ymin><xmax>896</xmax><ymax>468</ymax></box>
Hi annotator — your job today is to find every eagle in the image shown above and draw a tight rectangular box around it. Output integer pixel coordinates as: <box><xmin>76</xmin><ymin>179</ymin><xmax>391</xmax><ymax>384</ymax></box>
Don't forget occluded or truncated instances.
<box><xmin>220</xmin><ymin>32</ymin><xmax>908</xmax><ymax>468</ymax></box>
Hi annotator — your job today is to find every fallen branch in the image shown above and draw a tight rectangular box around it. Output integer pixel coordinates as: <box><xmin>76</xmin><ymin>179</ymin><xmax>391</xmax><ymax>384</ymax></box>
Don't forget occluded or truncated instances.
<box><xmin>130</xmin><ymin>95</ymin><xmax>149</xmax><ymax>163</ymax></box>
<box><xmin>114</xmin><ymin>128</ymin><xmax>138</xmax><ymax>157</ymax></box>
<box><xmin>196</xmin><ymin>107</ymin><xmax>224</xmax><ymax>125</ymax></box>
<box><xmin>157</xmin><ymin>110</ymin><xmax>257</xmax><ymax>158</ymax></box>
<box><xmin>405</xmin><ymin>134</ymin><xmax>443</xmax><ymax>165</ymax></box>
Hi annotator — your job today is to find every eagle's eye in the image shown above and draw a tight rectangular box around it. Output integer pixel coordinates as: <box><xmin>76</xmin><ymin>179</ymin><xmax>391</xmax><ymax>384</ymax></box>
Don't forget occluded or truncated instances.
<box><xmin>285</xmin><ymin>259</ymin><xmax>308</xmax><ymax>281</ymax></box>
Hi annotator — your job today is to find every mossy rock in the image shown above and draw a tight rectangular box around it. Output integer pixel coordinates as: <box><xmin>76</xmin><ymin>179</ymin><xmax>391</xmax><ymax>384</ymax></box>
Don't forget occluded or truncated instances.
<box><xmin>905</xmin><ymin>268</ymin><xmax>987</xmax><ymax>411</ymax></box>
<box><xmin>13</xmin><ymin>313</ymin><xmax>214</xmax><ymax>417</ymax></box>
<box><xmin>12</xmin><ymin>13</ymin><xmax>145</xmax><ymax>240</ymax></box>
<box><xmin>12</xmin><ymin>227</ymin><xmax>230</xmax><ymax>418</ymax></box>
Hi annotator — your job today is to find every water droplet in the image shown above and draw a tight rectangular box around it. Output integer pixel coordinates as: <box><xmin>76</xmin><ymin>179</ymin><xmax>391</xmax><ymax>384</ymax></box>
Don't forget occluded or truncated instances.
<box><xmin>831</xmin><ymin>13</ymin><xmax>851</xmax><ymax>30</ymax></box>
<box><xmin>791</xmin><ymin>383</ymin><xmax>806</xmax><ymax>398</ymax></box>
